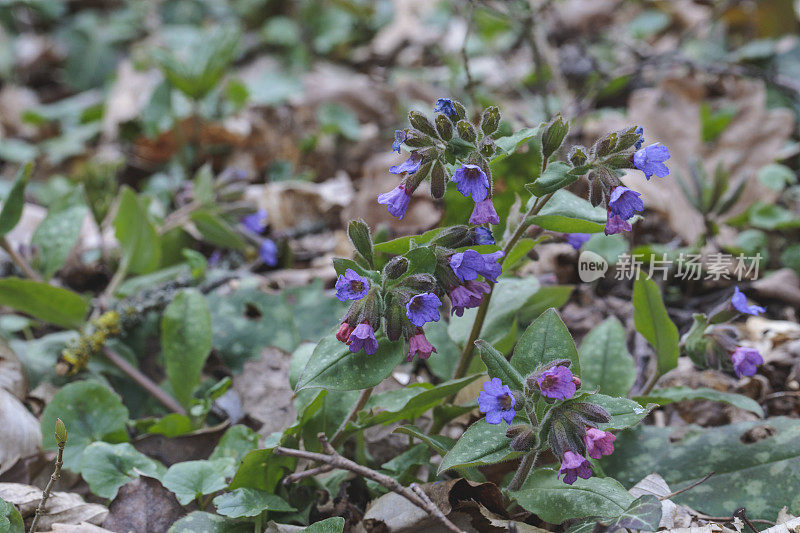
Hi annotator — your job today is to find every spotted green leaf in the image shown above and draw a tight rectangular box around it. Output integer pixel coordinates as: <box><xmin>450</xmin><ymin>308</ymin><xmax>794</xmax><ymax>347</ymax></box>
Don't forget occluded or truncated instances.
<box><xmin>511</xmin><ymin>308</ymin><xmax>579</xmax><ymax>377</ymax></box>
<box><xmin>438</xmin><ymin>419</ymin><xmax>521</xmax><ymax>474</ymax></box>
<box><xmin>633</xmin><ymin>275</ymin><xmax>679</xmax><ymax>376</ymax></box>
<box><xmin>578</xmin><ymin>317</ymin><xmax>635</xmax><ymax>397</ymax></box>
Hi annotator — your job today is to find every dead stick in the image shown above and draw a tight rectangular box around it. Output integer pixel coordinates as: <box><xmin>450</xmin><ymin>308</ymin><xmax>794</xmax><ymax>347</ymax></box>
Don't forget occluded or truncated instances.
<box><xmin>275</xmin><ymin>434</ymin><xmax>463</xmax><ymax>533</ymax></box>
<box><xmin>1</xmin><ymin>236</ymin><xmax>43</xmax><ymax>282</ymax></box>
<box><xmin>30</xmin><ymin>420</ymin><xmax>66</xmax><ymax>533</ymax></box>
<box><xmin>102</xmin><ymin>347</ymin><xmax>186</xmax><ymax>415</ymax></box>
<box><xmin>662</xmin><ymin>472</ymin><xmax>714</xmax><ymax>500</ymax></box>
<box><xmin>283</xmin><ymin>464</ymin><xmax>334</xmax><ymax>484</ymax></box>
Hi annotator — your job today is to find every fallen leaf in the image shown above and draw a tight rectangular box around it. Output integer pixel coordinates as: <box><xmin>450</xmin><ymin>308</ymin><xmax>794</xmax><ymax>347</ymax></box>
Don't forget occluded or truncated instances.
<box><xmin>0</xmin><ymin>482</ymin><xmax>107</xmax><ymax>530</ymax></box>
<box><xmin>102</xmin><ymin>476</ymin><xmax>184</xmax><ymax>533</ymax></box>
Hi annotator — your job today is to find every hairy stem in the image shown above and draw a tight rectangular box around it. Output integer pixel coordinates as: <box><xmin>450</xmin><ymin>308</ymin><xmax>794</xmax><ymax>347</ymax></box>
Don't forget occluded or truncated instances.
<box><xmin>507</xmin><ymin>450</ymin><xmax>538</xmax><ymax>492</ymax></box>
<box><xmin>1</xmin><ymin>236</ymin><xmax>43</xmax><ymax>282</ymax></box>
<box><xmin>102</xmin><ymin>347</ymin><xmax>186</xmax><ymax>415</ymax></box>
<box><xmin>451</xmin><ymin>192</ymin><xmax>554</xmax><ymax>381</ymax></box>
<box><xmin>329</xmin><ymin>387</ymin><xmax>373</xmax><ymax>448</ymax></box>
<box><xmin>29</xmin><ymin>441</ymin><xmax>64</xmax><ymax>533</ymax></box>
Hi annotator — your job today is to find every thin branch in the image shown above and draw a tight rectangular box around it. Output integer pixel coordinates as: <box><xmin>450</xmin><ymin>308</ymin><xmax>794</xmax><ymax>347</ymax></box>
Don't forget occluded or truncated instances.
<box><xmin>1</xmin><ymin>236</ymin><xmax>43</xmax><ymax>282</ymax></box>
<box><xmin>662</xmin><ymin>472</ymin><xmax>714</xmax><ymax>500</ymax></box>
<box><xmin>283</xmin><ymin>464</ymin><xmax>334</xmax><ymax>484</ymax></box>
<box><xmin>102</xmin><ymin>347</ymin><xmax>186</xmax><ymax>415</ymax></box>
<box><xmin>29</xmin><ymin>436</ymin><xmax>64</xmax><ymax>532</ymax></box>
<box><xmin>275</xmin><ymin>434</ymin><xmax>463</xmax><ymax>533</ymax></box>
<box><xmin>329</xmin><ymin>386</ymin><xmax>373</xmax><ymax>448</ymax></box>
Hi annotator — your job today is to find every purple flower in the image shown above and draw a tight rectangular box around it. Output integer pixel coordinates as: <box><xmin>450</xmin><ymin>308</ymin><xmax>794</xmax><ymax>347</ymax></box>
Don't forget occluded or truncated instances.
<box><xmin>558</xmin><ymin>451</ymin><xmax>593</xmax><ymax>485</ymax></box>
<box><xmin>608</xmin><ymin>186</ymin><xmax>644</xmax><ymax>221</ymax></box>
<box><xmin>537</xmin><ymin>366</ymin><xmax>576</xmax><ymax>401</ymax></box>
<box><xmin>335</xmin><ymin>269</ymin><xmax>370</xmax><ymax>302</ymax></box>
<box><xmin>584</xmin><ymin>428</ymin><xmax>616</xmax><ymax>460</ymax></box>
<box><xmin>633</xmin><ymin>142</ymin><xmax>670</xmax><ymax>180</ymax></box>
<box><xmin>474</xmin><ymin>228</ymin><xmax>495</xmax><ymax>246</ymax></box>
<box><xmin>407</xmin><ymin>329</ymin><xmax>437</xmax><ymax>362</ymax></box>
<box><xmin>449</xmin><ymin>281</ymin><xmax>490</xmax><ymax>317</ymax></box>
<box><xmin>450</xmin><ymin>164</ymin><xmax>490</xmax><ymax>202</ymax></box>
<box><xmin>731</xmin><ymin>347</ymin><xmax>763</xmax><ymax>378</ymax></box>
<box><xmin>392</xmin><ymin>129</ymin><xmax>407</xmax><ymax>153</ymax></box>
<box><xmin>390</xmin><ymin>152</ymin><xmax>423</xmax><ymax>175</ymax></box>
<box><xmin>208</xmin><ymin>250</ymin><xmax>222</xmax><ymax>267</ymax></box>
<box><xmin>633</xmin><ymin>126</ymin><xmax>644</xmax><ymax>150</ymax></box>
<box><xmin>259</xmin><ymin>239</ymin><xmax>278</xmax><ymax>266</ymax></box>
<box><xmin>565</xmin><ymin>233</ymin><xmax>591</xmax><ymax>250</ymax></box>
<box><xmin>349</xmin><ymin>323</ymin><xmax>378</xmax><ymax>355</ymax></box>
<box><xmin>731</xmin><ymin>286</ymin><xmax>765</xmax><ymax>316</ymax></box>
<box><xmin>449</xmin><ymin>249</ymin><xmax>503</xmax><ymax>283</ymax></box>
<box><xmin>406</xmin><ymin>292</ymin><xmax>442</xmax><ymax>327</ymax></box>
<box><xmin>242</xmin><ymin>209</ymin><xmax>268</xmax><ymax>234</ymax></box>
<box><xmin>434</xmin><ymin>98</ymin><xmax>456</xmax><ymax>118</ymax></box>
<box><xmin>478</xmin><ymin>377</ymin><xmax>516</xmax><ymax>425</ymax></box>
<box><xmin>469</xmin><ymin>198</ymin><xmax>500</xmax><ymax>225</ymax></box>
<box><xmin>604</xmin><ymin>215</ymin><xmax>632</xmax><ymax>236</ymax></box>
<box><xmin>378</xmin><ymin>185</ymin><xmax>412</xmax><ymax>219</ymax></box>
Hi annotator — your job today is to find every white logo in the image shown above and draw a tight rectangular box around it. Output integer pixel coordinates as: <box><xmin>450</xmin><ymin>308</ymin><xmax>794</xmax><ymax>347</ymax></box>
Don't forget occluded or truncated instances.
<box><xmin>578</xmin><ymin>251</ymin><xmax>608</xmax><ymax>282</ymax></box>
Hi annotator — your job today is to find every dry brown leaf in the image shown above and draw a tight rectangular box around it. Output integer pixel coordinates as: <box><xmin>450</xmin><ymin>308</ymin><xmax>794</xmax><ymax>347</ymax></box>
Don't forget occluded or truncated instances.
<box><xmin>102</xmin><ymin>476</ymin><xmax>183</xmax><ymax>533</ymax></box>
<box><xmin>0</xmin><ymin>389</ymin><xmax>40</xmax><ymax>477</ymax></box>
<box><xmin>42</xmin><ymin>524</ymin><xmax>115</xmax><ymax>533</ymax></box>
<box><xmin>232</xmin><ymin>347</ymin><xmax>296</xmax><ymax>436</ymax></box>
<box><xmin>753</xmin><ymin>268</ymin><xmax>800</xmax><ymax>309</ymax></box>
<box><xmin>101</xmin><ymin>60</ymin><xmax>161</xmax><ymax>140</ymax></box>
<box><xmin>0</xmin><ymin>482</ymin><xmax>107</xmax><ymax>530</ymax></box>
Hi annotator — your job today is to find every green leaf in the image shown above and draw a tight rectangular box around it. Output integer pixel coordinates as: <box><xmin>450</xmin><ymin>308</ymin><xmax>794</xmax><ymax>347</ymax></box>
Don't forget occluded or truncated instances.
<box><xmin>210</xmin><ymin>425</ymin><xmax>260</xmax><ymax>465</ymax></box>
<box><xmin>573</xmin><ymin>494</ymin><xmax>662</xmax><ymax>533</ymax></box>
<box><xmin>161</xmin><ymin>289</ymin><xmax>213</xmax><ymax>407</ymax></box>
<box><xmin>511</xmin><ymin>308</ymin><xmax>579</xmax><ymax>377</ymax></box>
<box><xmin>373</xmin><ymin>227</ymin><xmax>443</xmax><ymax>254</ymax></box>
<box><xmin>0</xmin><ymin>277</ymin><xmax>88</xmax><ymax>329</ymax></box>
<box><xmin>41</xmin><ymin>381</ymin><xmax>129</xmax><ymax>472</ymax></box>
<box><xmin>0</xmin><ymin>163</ymin><xmax>32</xmax><ymax>237</ymax></box>
<box><xmin>758</xmin><ymin>163</ymin><xmax>796</xmax><ymax>191</ymax></box>
<box><xmin>31</xmin><ymin>187</ymin><xmax>88</xmax><ymax>279</ymax></box>
<box><xmin>0</xmin><ymin>498</ymin><xmax>24</xmax><ymax>533</ymax></box>
<box><xmin>578</xmin><ymin>317</ymin><xmax>635</xmax><ymax>397</ymax></box>
<box><xmin>634</xmin><ymin>386</ymin><xmax>763</xmax><ymax>417</ymax></box>
<box><xmin>393</xmin><ymin>425</ymin><xmax>455</xmax><ymax>456</ymax></box>
<box><xmin>228</xmin><ymin>445</ymin><xmax>294</xmax><ymax>493</ymax></box>
<box><xmin>114</xmin><ymin>186</ymin><xmax>161</xmax><ymax>275</ymax></box>
<box><xmin>601</xmin><ymin>417</ymin><xmax>800</xmax><ymax>520</ymax></box>
<box><xmin>190</xmin><ymin>210</ymin><xmax>246</xmax><ymax>250</ymax></box>
<box><xmin>404</xmin><ymin>246</ymin><xmax>437</xmax><ymax>276</ymax></box>
<box><xmin>448</xmin><ymin>277</ymin><xmax>541</xmax><ymax>347</ymax></box>
<box><xmin>145</xmin><ymin>414</ymin><xmax>193</xmax><ymax>437</ymax></box>
<box><xmin>162</xmin><ymin>459</ymin><xmax>233</xmax><ymax>505</ymax></box>
<box><xmin>295</xmin><ymin>334</ymin><xmax>404</xmax><ymax>391</ymax></box>
<box><xmin>80</xmin><ymin>442</ymin><xmax>165</xmax><ymax>499</ymax></box>
<box><xmin>168</xmin><ymin>511</ymin><xmax>250</xmax><ymax>533</ymax></box>
<box><xmin>510</xmin><ymin>468</ymin><xmax>634</xmax><ymax>524</ymax></box>
<box><xmin>300</xmin><ymin>517</ymin><xmax>346</xmax><ymax>533</ymax></box>
<box><xmin>633</xmin><ymin>276</ymin><xmax>679</xmax><ymax>376</ymax></box>
<box><xmin>423</xmin><ymin>320</ymin><xmax>461</xmax><ymax>381</ymax></box>
<box><xmin>438</xmin><ymin>419</ymin><xmax>521</xmax><ymax>473</ymax></box>
<box><xmin>213</xmin><ymin>488</ymin><xmax>295</xmax><ymax>518</ymax></box>
<box><xmin>587</xmin><ymin>393</ymin><xmax>655</xmax><ymax>431</ymax></box>
<box><xmin>528</xmin><ymin>162</ymin><xmax>579</xmax><ymax>196</ymax></box>
<box><xmin>476</xmin><ymin>340</ymin><xmax>525</xmax><ymax>392</ymax></box>
<box><xmin>516</xmin><ymin>285</ymin><xmax>574</xmax><ymax>324</ymax></box>
<box><xmin>493</xmin><ymin>126</ymin><xmax>542</xmax><ymax>167</ymax></box>
<box><xmin>527</xmin><ymin>190</ymin><xmax>607</xmax><ymax>233</ymax></box>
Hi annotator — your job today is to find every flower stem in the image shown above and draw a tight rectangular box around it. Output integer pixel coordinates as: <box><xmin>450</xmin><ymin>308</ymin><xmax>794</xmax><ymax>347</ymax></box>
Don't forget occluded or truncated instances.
<box><xmin>1</xmin><ymin>236</ymin><xmax>42</xmax><ymax>282</ymax></box>
<box><xmin>507</xmin><ymin>450</ymin><xmax>538</xmax><ymax>492</ymax></box>
<box><xmin>329</xmin><ymin>386</ymin><xmax>373</xmax><ymax>448</ymax></box>
<box><xmin>29</xmin><ymin>438</ymin><xmax>64</xmax><ymax>533</ymax></box>
<box><xmin>451</xmin><ymin>192</ymin><xmax>554</xmax><ymax>381</ymax></box>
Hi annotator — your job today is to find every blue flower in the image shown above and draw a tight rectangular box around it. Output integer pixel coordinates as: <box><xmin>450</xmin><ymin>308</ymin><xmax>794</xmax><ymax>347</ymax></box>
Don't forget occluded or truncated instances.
<box><xmin>731</xmin><ymin>286</ymin><xmax>765</xmax><ymax>316</ymax></box>
<box><xmin>349</xmin><ymin>323</ymin><xmax>378</xmax><ymax>355</ymax></box>
<box><xmin>241</xmin><ymin>209</ymin><xmax>268</xmax><ymax>234</ymax></box>
<box><xmin>406</xmin><ymin>292</ymin><xmax>442</xmax><ymax>327</ymax></box>
<box><xmin>449</xmin><ymin>249</ymin><xmax>503</xmax><ymax>283</ymax></box>
<box><xmin>731</xmin><ymin>347</ymin><xmax>763</xmax><ymax>378</ymax></box>
<box><xmin>633</xmin><ymin>143</ymin><xmax>670</xmax><ymax>180</ymax></box>
<box><xmin>558</xmin><ymin>451</ymin><xmax>593</xmax><ymax>485</ymax></box>
<box><xmin>469</xmin><ymin>198</ymin><xmax>500</xmax><ymax>225</ymax></box>
<box><xmin>478</xmin><ymin>377</ymin><xmax>516</xmax><ymax>425</ymax></box>
<box><xmin>392</xmin><ymin>129</ymin><xmax>407</xmax><ymax>154</ymax></box>
<box><xmin>335</xmin><ymin>269</ymin><xmax>370</xmax><ymax>302</ymax></box>
<box><xmin>434</xmin><ymin>98</ymin><xmax>457</xmax><ymax>118</ymax></box>
<box><xmin>474</xmin><ymin>227</ymin><xmax>495</xmax><ymax>246</ymax></box>
<box><xmin>608</xmin><ymin>186</ymin><xmax>644</xmax><ymax>221</ymax></box>
<box><xmin>565</xmin><ymin>233</ymin><xmax>591</xmax><ymax>250</ymax></box>
<box><xmin>378</xmin><ymin>184</ymin><xmax>412</xmax><ymax>219</ymax></box>
<box><xmin>449</xmin><ymin>281</ymin><xmax>490</xmax><ymax>317</ymax></box>
<box><xmin>259</xmin><ymin>239</ymin><xmax>278</xmax><ymax>266</ymax></box>
<box><xmin>604</xmin><ymin>215</ymin><xmax>631</xmax><ymax>236</ymax></box>
<box><xmin>390</xmin><ymin>152</ymin><xmax>423</xmax><ymax>175</ymax></box>
<box><xmin>450</xmin><ymin>164</ymin><xmax>489</xmax><ymax>202</ymax></box>
<box><xmin>633</xmin><ymin>126</ymin><xmax>644</xmax><ymax>150</ymax></box>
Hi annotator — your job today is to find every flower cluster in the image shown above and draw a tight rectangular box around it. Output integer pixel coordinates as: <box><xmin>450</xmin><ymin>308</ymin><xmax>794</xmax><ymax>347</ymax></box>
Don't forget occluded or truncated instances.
<box><xmin>241</xmin><ymin>209</ymin><xmax>278</xmax><ymax>266</ymax></box>
<box><xmin>728</xmin><ymin>286</ymin><xmax>764</xmax><ymax>378</ymax></box>
<box><xmin>379</xmin><ymin>98</ymin><xmax>502</xmax><ymax>232</ymax></box>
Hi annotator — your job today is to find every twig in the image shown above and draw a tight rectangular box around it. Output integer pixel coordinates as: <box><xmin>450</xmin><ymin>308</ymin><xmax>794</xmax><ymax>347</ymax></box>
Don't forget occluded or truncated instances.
<box><xmin>662</xmin><ymin>472</ymin><xmax>714</xmax><ymax>500</ymax></box>
<box><xmin>459</xmin><ymin>0</ymin><xmax>478</xmax><ymax>107</ymax></box>
<box><xmin>29</xmin><ymin>420</ymin><xmax>66</xmax><ymax>533</ymax></box>
<box><xmin>410</xmin><ymin>483</ymin><xmax>459</xmax><ymax>531</ymax></box>
<box><xmin>507</xmin><ymin>450</ymin><xmax>538</xmax><ymax>491</ymax></box>
<box><xmin>102</xmin><ymin>347</ymin><xmax>186</xmax><ymax>415</ymax></box>
<box><xmin>329</xmin><ymin>387</ymin><xmax>373</xmax><ymax>448</ymax></box>
<box><xmin>275</xmin><ymin>434</ymin><xmax>463</xmax><ymax>533</ymax></box>
<box><xmin>283</xmin><ymin>464</ymin><xmax>334</xmax><ymax>484</ymax></box>
<box><xmin>1</xmin><ymin>236</ymin><xmax>43</xmax><ymax>282</ymax></box>
<box><xmin>733</xmin><ymin>508</ymin><xmax>761</xmax><ymax>533</ymax></box>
